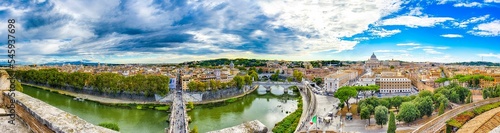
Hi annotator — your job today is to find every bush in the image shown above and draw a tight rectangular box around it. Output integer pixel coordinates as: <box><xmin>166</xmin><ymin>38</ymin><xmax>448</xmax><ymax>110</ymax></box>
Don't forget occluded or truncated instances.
<box><xmin>98</xmin><ymin>122</ymin><xmax>120</xmax><ymax>131</ymax></box>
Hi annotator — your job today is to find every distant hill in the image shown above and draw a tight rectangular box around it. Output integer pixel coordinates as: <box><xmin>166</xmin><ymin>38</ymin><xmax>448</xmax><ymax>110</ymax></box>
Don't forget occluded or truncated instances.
<box><xmin>447</xmin><ymin>61</ymin><xmax>500</xmax><ymax>66</ymax></box>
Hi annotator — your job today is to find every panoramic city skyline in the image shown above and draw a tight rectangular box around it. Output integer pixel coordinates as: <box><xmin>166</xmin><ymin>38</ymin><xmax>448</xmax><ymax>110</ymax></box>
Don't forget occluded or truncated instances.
<box><xmin>0</xmin><ymin>0</ymin><xmax>499</xmax><ymax>64</ymax></box>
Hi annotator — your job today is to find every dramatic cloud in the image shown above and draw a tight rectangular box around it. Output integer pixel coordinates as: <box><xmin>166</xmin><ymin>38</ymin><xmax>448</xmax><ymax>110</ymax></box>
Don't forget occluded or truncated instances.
<box><xmin>440</xmin><ymin>34</ymin><xmax>463</xmax><ymax>38</ymax></box>
<box><xmin>468</xmin><ymin>20</ymin><xmax>500</xmax><ymax>36</ymax></box>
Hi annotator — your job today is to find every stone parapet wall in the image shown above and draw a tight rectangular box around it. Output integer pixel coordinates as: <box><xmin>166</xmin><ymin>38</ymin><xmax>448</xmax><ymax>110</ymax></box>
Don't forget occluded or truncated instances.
<box><xmin>3</xmin><ymin>91</ymin><xmax>117</xmax><ymax>133</ymax></box>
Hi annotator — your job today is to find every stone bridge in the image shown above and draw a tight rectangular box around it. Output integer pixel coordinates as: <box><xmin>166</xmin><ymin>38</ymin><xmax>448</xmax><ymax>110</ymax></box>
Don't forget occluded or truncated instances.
<box><xmin>257</xmin><ymin>73</ymin><xmax>291</xmax><ymax>79</ymax></box>
<box><xmin>253</xmin><ymin>81</ymin><xmax>303</xmax><ymax>92</ymax></box>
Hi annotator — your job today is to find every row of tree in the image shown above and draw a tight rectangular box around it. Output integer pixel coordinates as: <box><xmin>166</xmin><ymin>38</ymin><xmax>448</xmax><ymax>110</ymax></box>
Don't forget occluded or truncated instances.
<box><xmin>435</xmin><ymin>74</ymin><xmax>494</xmax><ymax>88</ymax></box>
<box><xmin>187</xmin><ymin>74</ymin><xmax>253</xmax><ymax>92</ymax></box>
<box><xmin>15</xmin><ymin>69</ymin><xmax>170</xmax><ymax>96</ymax></box>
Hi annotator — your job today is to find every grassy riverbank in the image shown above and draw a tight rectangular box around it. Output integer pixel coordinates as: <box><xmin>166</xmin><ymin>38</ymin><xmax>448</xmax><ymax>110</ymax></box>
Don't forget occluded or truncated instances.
<box><xmin>272</xmin><ymin>95</ymin><xmax>303</xmax><ymax>133</ymax></box>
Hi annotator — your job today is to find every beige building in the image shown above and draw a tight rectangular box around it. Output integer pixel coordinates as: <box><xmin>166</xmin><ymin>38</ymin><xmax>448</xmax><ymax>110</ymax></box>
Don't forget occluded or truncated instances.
<box><xmin>378</xmin><ymin>76</ymin><xmax>412</xmax><ymax>93</ymax></box>
<box><xmin>324</xmin><ymin>70</ymin><xmax>358</xmax><ymax>92</ymax></box>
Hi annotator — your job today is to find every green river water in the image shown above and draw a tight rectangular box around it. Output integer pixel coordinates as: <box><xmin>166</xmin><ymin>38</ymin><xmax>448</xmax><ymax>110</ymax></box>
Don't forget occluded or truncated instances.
<box><xmin>22</xmin><ymin>85</ymin><xmax>298</xmax><ymax>133</ymax></box>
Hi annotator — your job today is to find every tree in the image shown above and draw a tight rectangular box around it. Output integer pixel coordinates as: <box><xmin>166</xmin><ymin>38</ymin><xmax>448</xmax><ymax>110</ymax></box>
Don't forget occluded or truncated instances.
<box><xmin>388</xmin><ymin>112</ymin><xmax>396</xmax><ymax>133</ymax></box>
<box><xmin>360</xmin><ymin>107</ymin><xmax>371</xmax><ymax>125</ymax></box>
<box><xmin>293</xmin><ymin>70</ymin><xmax>303</xmax><ymax>82</ymax></box>
<box><xmin>248</xmin><ymin>70</ymin><xmax>259</xmax><ymax>81</ymax></box>
<box><xmin>438</xmin><ymin>102</ymin><xmax>445</xmax><ymax>115</ymax></box>
<box><xmin>450</xmin><ymin>92</ymin><xmax>460</xmax><ymax>103</ymax></box>
<box><xmin>257</xmin><ymin>68</ymin><xmax>264</xmax><ymax>74</ymax></box>
<box><xmin>418</xmin><ymin>90</ymin><xmax>433</xmax><ymax>98</ymax></box>
<box><xmin>244</xmin><ymin>75</ymin><xmax>252</xmax><ymax>85</ymax></box>
<box><xmin>378</xmin><ymin>98</ymin><xmax>391</xmax><ymax>109</ymax></box>
<box><xmin>483</xmin><ymin>89</ymin><xmax>489</xmax><ymax>99</ymax></box>
<box><xmin>334</xmin><ymin>86</ymin><xmax>357</xmax><ymax>111</ymax></box>
<box><xmin>375</xmin><ymin>105</ymin><xmax>389</xmax><ymax>128</ymax></box>
<box><xmin>391</xmin><ymin>96</ymin><xmax>403</xmax><ymax>110</ymax></box>
<box><xmin>313</xmin><ymin>78</ymin><xmax>323</xmax><ymax>86</ymax></box>
<box><xmin>390</xmin><ymin>65</ymin><xmax>395</xmax><ymax>69</ymax></box>
<box><xmin>233</xmin><ymin>75</ymin><xmax>245</xmax><ymax>89</ymax></box>
<box><xmin>416</xmin><ymin>96</ymin><xmax>433</xmax><ymax>117</ymax></box>
<box><xmin>397</xmin><ymin>102</ymin><xmax>420</xmax><ymax>125</ymax></box>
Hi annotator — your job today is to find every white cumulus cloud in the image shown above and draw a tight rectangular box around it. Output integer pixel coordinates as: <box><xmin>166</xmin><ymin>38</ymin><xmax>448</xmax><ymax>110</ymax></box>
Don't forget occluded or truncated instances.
<box><xmin>468</xmin><ymin>20</ymin><xmax>500</xmax><ymax>36</ymax></box>
<box><xmin>453</xmin><ymin>2</ymin><xmax>482</xmax><ymax>7</ymax></box>
<box><xmin>440</xmin><ymin>34</ymin><xmax>463</xmax><ymax>38</ymax></box>
<box><xmin>377</xmin><ymin>16</ymin><xmax>454</xmax><ymax>28</ymax></box>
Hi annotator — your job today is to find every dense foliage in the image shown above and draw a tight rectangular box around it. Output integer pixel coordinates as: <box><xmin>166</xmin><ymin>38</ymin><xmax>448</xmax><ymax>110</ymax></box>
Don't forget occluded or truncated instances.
<box><xmin>272</xmin><ymin>96</ymin><xmax>303</xmax><ymax>133</ymax></box>
<box><xmin>397</xmin><ymin>102</ymin><xmax>420</xmax><ymax>125</ymax></box>
<box><xmin>435</xmin><ymin>74</ymin><xmax>494</xmax><ymax>88</ymax></box>
<box><xmin>16</xmin><ymin>69</ymin><xmax>170</xmax><ymax>96</ymax></box>
<box><xmin>434</xmin><ymin>83</ymin><xmax>470</xmax><ymax>103</ymax></box>
<box><xmin>98</xmin><ymin>122</ymin><xmax>120</xmax><ymax>131</ymax></box>
<box><xmin>482</xmin><ymin>85</ymin><xmax>500</xmax><ymax>99</ymax></box>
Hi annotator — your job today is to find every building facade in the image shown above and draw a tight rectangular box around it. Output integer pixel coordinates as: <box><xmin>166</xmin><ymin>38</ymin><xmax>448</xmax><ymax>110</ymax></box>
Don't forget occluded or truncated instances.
<box><xmin>324</xmin><ymin>70</ymin><xmax>358</xmax><ymax>92</ymax></box>
<box><xmin>378</xmin><ymin>76</ymin><xmax>412</xmax><ymax>93</ymax></box>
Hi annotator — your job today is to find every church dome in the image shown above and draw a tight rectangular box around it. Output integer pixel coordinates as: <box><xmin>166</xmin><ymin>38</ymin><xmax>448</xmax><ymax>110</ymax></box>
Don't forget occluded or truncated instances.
<box><xmin>370</xmin><ymin>53</ymin><xmax>377</xmax><ymax>60</ymax></box>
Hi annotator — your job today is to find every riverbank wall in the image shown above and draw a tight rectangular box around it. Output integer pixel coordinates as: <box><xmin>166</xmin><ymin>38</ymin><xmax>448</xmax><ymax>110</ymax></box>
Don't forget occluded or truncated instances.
<box><xmin>189</xmin><ymin>85</ymin><xmax>259</xmax><ymax>104</ymax></box>
<box><xmin>2</xmin><ymin>91</ymin><xmax>116</xmax><ymax>133</ymax></box>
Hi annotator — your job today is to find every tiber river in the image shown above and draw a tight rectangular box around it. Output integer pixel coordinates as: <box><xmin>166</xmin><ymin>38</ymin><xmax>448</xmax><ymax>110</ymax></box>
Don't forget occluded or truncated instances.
<box><xmin>22</xmin><ymin>84</ymin><xmax>299</xmax><ymax>133</ymax></box>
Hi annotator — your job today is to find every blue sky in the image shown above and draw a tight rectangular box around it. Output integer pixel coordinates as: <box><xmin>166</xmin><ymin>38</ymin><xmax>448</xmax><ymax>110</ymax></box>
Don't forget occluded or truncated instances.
<box><xmin>0</xmin><ymin>0</ymin><xmax>499</xmax><ymax>64</ymax></box>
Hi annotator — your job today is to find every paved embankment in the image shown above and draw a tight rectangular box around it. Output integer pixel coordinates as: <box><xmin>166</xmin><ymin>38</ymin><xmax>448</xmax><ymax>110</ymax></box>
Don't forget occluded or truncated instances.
<box><xmin>3</xmin><ymin>91</ymin><xmax>117</xmax><ymax>133</ymax></box>
<box><xmin>207</xmin><ymin>120</ymin><xmax>268</xmax><ymax>133</ymax></box>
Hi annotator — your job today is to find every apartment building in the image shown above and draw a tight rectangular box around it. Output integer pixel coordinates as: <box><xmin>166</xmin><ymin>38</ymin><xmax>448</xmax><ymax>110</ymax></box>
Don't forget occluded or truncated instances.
<box><xmin>324</xmin><ymin>70</ymin><xmax>358</xmax><ymax>92</ymax></box>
